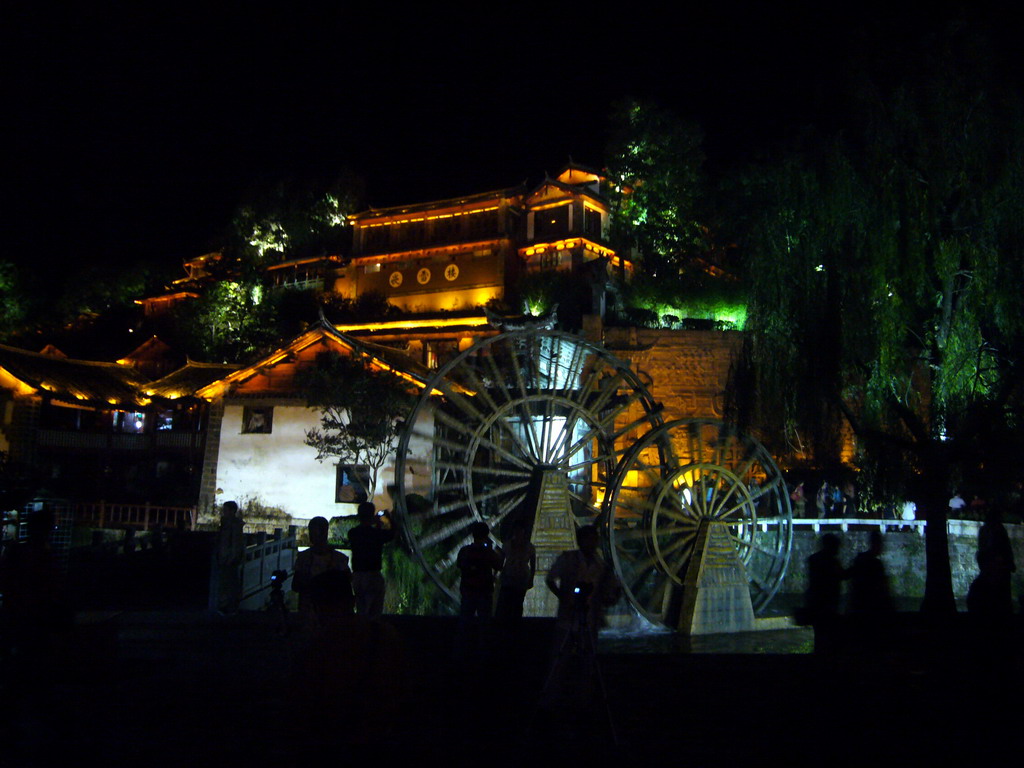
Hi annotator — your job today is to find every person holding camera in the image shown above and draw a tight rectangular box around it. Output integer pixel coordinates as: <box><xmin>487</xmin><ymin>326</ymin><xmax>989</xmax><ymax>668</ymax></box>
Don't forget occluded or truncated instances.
<box><xmin>347</xmin><ymin>501</ymin><xmax>396</xmax><ymax>618</ymax></box>
<box><xmin>545</xmin><ymin>525</ymin><xmax>615</xmax><ymax>642</ymax></box>
<box><xmin>456</xmin><ymin>521</ymin><xmax>504</xmax><ymax>618</ymax></box>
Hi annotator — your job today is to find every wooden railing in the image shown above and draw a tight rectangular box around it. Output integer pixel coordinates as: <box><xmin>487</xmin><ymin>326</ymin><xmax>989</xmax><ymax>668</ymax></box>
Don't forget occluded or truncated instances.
<box><xmin>64</xmin><ymin>501</ymin><xmax>197</xmax><ymax>531</ymax></box>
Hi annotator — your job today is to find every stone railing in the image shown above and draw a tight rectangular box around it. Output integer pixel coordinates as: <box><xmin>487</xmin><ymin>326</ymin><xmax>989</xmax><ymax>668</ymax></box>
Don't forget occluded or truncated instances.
<box><xmin>208</xmin><ymin>527</ymin><xmax>297</xmax><ymax>611</ymax></box>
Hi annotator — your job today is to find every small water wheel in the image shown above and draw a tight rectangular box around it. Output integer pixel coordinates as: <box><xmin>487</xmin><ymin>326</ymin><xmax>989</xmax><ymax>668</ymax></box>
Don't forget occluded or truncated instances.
<box><xmin>604</xmin><ymin>419</ymin><xmax>793</xmax><ymax>625</ymax></box>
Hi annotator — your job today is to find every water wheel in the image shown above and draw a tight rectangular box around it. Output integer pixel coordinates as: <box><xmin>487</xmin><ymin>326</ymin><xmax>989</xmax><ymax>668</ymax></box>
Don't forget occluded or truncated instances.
<box><xmin>604</xmin><ymin>419</ymin><xmax>793</xmax><ymax>625</ymax></box>
<box><xmin>393</xmin><ymin>329</ymin><xmax>664</xmax><ymax>607</ymax></box>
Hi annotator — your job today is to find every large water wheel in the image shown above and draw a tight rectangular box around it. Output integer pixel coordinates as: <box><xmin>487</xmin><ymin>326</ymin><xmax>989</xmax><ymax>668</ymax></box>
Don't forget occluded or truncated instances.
<box><xmin>393</xmin><ymin>329</ymin><xmax>664</xmax><ymax>609</ymax></box>
<box><xmin>393</xmin><ymin>330</ymin><xmax>793</xmax><ymax>625</ymax></box>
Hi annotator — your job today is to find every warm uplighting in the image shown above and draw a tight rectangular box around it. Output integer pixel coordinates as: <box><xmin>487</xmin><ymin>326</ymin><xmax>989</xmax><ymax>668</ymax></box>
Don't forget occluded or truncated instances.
<box><xmin>360</xmin><ymin>205</ymin><xmax>499</xmax><ymax>228</ymax></box>
<box><xmin>521</xmin><ymin>238</ymin><xmax>615</xmax><ymax>259</ymax></box>
<box><xmin>0</xmin><ymin>367</ymin><xmax>38</xmax><ymax>397</ymax></box>
<box><xmin>346</xmin><ymin>239</ymin><xmax>503</xmax><ymax>265</ymax></box>
<box><xmin>334</xmin><ymin>316</ymin><xmax>490</xmax><ymax>333</ymax></box>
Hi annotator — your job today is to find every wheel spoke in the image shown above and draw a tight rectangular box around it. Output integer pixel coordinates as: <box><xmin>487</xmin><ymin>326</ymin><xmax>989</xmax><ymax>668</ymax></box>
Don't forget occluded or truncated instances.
<box><xmin>458</xmin><ymin>362</ymin><xmax>537</xmax><ymax>461</ymax></box>
<box><xmin>464</xmin><ymin>464</ymin><xmax>532</xmax><ymax>479</ymax></box>
<box><xmin>437</xmin><ymin>532</ymin><xmax>476</xmax><ymax>573</ymax></box>
<box><xmin>420</xmin><ymin>518</ymin><xmax>474</xmax><ymax>549</ymax></box>
<box><xmin>433</xmin><ymin>408</ymin><xmax>534</xmax><ymax>472</ymax></box>
<box><xmin>726</xmin><ymin>532</ymin><xmax>776</xmax><ymax>558</ymax></box>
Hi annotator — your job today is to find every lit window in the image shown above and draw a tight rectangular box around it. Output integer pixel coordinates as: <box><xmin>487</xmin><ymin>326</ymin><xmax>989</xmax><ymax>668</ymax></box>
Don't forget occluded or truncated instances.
<box><xmin>336</xmin><ymin>464</ymin><xmax>371</xmax><ymax>503</ymax></box>
<box><xmin>242</xmin><ymin>406</ymin><xmax>274</xmax><ymax>434</ymax></box>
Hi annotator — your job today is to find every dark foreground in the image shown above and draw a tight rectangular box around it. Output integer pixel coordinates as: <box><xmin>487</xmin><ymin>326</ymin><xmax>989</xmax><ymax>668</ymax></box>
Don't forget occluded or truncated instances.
<box><xmin>2</xmin><ymin>609</ymin><xmax>1021</xmax><ymax>766</ymax></box>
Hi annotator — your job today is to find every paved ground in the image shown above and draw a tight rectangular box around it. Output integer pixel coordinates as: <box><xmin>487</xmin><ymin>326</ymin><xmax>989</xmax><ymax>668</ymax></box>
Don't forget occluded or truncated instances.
<box><xmin>2</xmin><ymin>607</ymin><xmax>1020</xmax><ymax>766</ymax></box>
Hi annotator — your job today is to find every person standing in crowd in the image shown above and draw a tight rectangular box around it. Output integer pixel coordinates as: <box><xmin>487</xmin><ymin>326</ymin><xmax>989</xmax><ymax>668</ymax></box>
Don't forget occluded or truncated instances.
<box><xmin>848</xmin><ymin>530</ymin><xmax>893</xmax><ymax>617</ymax></box>
<box><xmin>216</xmin><ymin>501</ymin><xmax>245</xmax><ymax>615</ymax></box>
<box><xmin>803</xmin><ymin>533</ymin><xmax>848</xmax><ymax>652</ymax></box>
<box><xmin>968</xmin><ymin>506</ymin><xmax>1017</xmax><ymax>618</ymax></box>
<box><xmin>293</xmin><ymin>516</ymin><xmax>350</xmax><ymax>618</ymax></box>
<box><xmin>456</xmin><ymin>521</ymin><xmax>504</xmax><ymax>619</ymax></box>
<box><xmin>346</xmin><ymin>501</ymin><xmax>395</xmax><ymax>618</ymax></box>
<box><xmin>545</xmin><ymin>525</ymin><xmax>616</xmax><ymax>644</ymax></box>
<box><xmin>495</xmin><ymin>521</ymin><xmax>536</xmax><ymax>622</ymax></box>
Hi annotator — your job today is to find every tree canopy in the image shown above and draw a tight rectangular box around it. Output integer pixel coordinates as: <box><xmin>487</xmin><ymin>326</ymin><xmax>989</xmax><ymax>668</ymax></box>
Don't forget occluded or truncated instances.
<box><xmin>603</xmin><ymin>100</ymin><xmax>745</xmax><ymax>329</ymax></box>
<box><xmin>298</xmin><ymin>351</ymin><xmax>415</xmax><ymax>500</ymax></box>
<box><xmin>729</xmin><ymin>35</ymin><xmax>1024</xmax><ymax>611</ymax></box>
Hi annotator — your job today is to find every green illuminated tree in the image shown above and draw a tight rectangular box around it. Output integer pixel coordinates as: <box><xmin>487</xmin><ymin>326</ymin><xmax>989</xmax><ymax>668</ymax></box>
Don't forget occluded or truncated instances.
<box><xmin>604</xmin><ymin>100</ymin><xmax>744</xmax><ymax>326</ymax></box>
<box><xmin>604</xmin><ymin>100</ymin><xmax>708</xmax><ymax>277</ymax></box>
<box><xmin>0</xmin><ymin>261</ymin><xmax>26</xmax><ymax>339</ymax></box>
<box><xmin>299</xmin><ymin>351</ymin><xmax>414</xmax><ymax>501</ymax></box>
<box><xmin>731</xmin><ymin>47</ymin><xmax>1024</xmax><ymax>612</ymax></box>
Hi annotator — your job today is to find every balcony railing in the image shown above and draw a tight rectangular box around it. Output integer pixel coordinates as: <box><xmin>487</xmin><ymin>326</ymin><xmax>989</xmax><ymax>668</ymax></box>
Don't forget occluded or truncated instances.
<box><xmin>64</xmin><ymin>501</ymin><xmax>197</xmax><ymax>531</ymax></box>
<box><xmin>36</xmin><ymin>429</ymin><xmax>201</xmax><ymax>451</ymax></box>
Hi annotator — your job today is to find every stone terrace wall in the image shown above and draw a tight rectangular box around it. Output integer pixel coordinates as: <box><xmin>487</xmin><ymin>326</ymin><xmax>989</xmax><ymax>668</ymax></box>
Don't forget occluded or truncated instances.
<box><xmin>783</xmin><ymin>524</ymin><xmax>1024</xmax><ymax>605</ymax></box>
<box><xmin>600</xmin><ymin>327</ymin><xmax>743</xmax><ymax>422</ymax></box>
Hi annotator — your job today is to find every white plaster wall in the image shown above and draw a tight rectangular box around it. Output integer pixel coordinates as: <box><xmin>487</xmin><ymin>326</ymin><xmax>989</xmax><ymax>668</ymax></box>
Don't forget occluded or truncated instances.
<box><xmin>214</xmin><ymin>400</ymin><xmax>435</xmax><ymax>526</ymax></box>
<box><xmin>216</xmin><ymin>401</ymin><xmax>339</xmax><ymax>524</ymax></box>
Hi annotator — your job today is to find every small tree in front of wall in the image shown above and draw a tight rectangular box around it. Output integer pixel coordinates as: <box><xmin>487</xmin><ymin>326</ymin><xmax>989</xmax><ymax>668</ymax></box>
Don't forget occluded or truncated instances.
<box><xmin>298</xmin><ymin>351</ymin><xmax>415</xmax><ymax>502</ymax></box>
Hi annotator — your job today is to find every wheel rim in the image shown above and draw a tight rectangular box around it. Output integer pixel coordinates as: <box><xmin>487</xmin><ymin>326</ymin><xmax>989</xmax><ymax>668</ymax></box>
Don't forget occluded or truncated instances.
<box><xmin>605</xmin><ymin>419</ymin><xmax>792</xmax><ymax>624</ymax></box>
<box><xmin>395</xmin><ymin>329</ymin><xmax>664</xmax><ymax>605</ymax></box>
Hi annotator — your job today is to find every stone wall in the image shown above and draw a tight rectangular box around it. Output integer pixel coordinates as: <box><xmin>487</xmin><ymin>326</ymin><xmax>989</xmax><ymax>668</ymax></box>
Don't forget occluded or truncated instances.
<box><xmin>782</xmin><ymin>523</ymin><xmax>1024</xmax><ymax>605</ymax></box>
<box><xmin>600</xmin><ymin>327</ymin><xmax>743</xmax><ymax>422</ymax></box>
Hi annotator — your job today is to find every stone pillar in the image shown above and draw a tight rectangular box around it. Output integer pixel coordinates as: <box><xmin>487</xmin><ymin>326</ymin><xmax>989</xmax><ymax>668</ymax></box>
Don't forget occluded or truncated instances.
<box><xmin>196</xmin><ymin>400</ymin><xmax>226</xmax><ymax>526</ymax></box>
<box><xmin>523</xmin><ymin>469</ymin><xmax>578</xmax><ymax>617</ymax></box>
<box><xmin>679</xmin><ymin>520</ymin><xmax>756</xmax><ymax>635</ymax></box>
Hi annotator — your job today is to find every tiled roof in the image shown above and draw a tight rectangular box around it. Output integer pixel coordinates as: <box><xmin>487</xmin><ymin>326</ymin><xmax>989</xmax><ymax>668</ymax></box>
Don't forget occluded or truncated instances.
<box><xmin>0</xmin><ymin>343</ymin><xmax>153</xmax><ymax>407</ymax></box>
<box><xmin>146</xmin><ymin>361</ymin><xmax>241</xmax><ymax>399</ymax></box>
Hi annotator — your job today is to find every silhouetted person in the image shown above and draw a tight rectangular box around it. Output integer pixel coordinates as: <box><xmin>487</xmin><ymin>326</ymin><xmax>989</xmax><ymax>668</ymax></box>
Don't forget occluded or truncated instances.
<box><xmin>347</xmin><ymin>501</ymin><xmax>395</xmax><ymax>618</ymax></box>
<box><xmin>804</xmin><ymin>533</ymin><xmax>848</xmax><ymax>652</ymax></box>
<box><xmin>456</xmin><ymin>521</ymin><xmax>504</xmax><ymax>619</ymax></box>
<box><xmin>968</xmin><ymin>507</ymin><xmax>1017</xmax><ymax>619</ymax></box>
<box><xmin>847</xmin><ymin>531</ymin><xmax>893</xmax><ymax>650</ymax></box>
<box><xmin>0</xmin><ymin>510</ymin><xmax>69</xmax><ymax>768</ymax></box>
<box><xmin>495</xmin><ymin>521</ymin><xmax>536</xmax><ymax>622</ymax></box>
<box><xmin>293</xmin><ymin>516</ymin><xmax>349</xmax><ymax>618</ymax></box>
<box><xmin>216</xmin><ymin>500</ymin><xmax>245</xmax><ymax>614</ymax></box>
<box><xmin>538</xmin><ymin>525</ymin><xmax>617</xmax><ymax>742</ymax></box>
<box><xmin>0</xmin><ymin>510</ymin><xmax>67</xmax><ymax>660</ymax></box>
<box><xmin>848</xmin><ymin>530</ymin><xmax>893</xmax><ymax>616</ymax></box>
<box><xmin>545</xmin><ymin>525</ymin><xmax>616</xmax><ymax>646</ymax></box>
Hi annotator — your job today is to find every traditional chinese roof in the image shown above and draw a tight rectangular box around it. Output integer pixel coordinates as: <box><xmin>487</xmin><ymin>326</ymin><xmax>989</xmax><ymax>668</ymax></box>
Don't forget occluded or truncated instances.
<box><xmin>525</xmin><ymin>175</ymin><xmax>608</xmax><ymax>209</ymax></box>
<box><xmin>555</xmin><ymin>162</ymin><xmax>605</xmax><ymax>188</ymax></box>
<box><xmin>146</xmin><ymin>360</ymin><xmax>241</xmax><ymax>400</ymax></box>
<box><xmin>0</xmin><ymin>342</ymin><xmax>155</xmax><ymax>408</ymax></box>
<box><xmin>195</xmin><ymin>319</ymin><xmax>432</xmax><ymax>400</ymax></box>
<box><xmin>350</xmin><ymin>185</ymin><xmax>527</xmax><ymax>224</ymax></box>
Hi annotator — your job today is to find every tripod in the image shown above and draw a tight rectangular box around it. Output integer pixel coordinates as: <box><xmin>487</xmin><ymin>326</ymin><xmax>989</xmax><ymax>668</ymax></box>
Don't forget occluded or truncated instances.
<box><xmin>533</xmin><ymin>594</ymin><xmax>617</xmax><ymax>744</ymax></box>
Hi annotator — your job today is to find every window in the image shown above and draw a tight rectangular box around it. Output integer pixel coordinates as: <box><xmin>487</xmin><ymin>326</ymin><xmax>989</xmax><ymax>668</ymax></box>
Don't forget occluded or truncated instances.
<box><xmin>336</xmin><ymin>465</ymin><xmax>371</xmax><ymax>503</ymax></box>
<box><xmin>242</xmin><ymin>406</ymin><xmax>273</xmax><ymax>434</ymax></box>
<box><xmin>113</xmin><ymin>411</ymin><xmax>147</xmax><ymax>434</ymax></box>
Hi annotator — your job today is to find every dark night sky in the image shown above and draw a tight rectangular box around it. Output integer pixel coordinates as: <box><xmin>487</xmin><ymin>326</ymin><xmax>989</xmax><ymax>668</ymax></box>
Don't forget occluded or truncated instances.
<box><xmin>6</xmin><ymin>2</ymin><xmax>1016</xmax><ymax>280</ymax></box>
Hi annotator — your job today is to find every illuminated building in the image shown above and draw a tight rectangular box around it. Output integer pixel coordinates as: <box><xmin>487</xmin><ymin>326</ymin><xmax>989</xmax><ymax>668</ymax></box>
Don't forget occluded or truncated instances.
<box><xmin>340</xmin><ymin>164</ymin><xmax>626</xmax><ymax>315</ymax></box>
<box><xmin>0</xmin><ymin>340</ymin><xmax>235</xmax><ymax>505</ymax></box>
<box><xmin>137</xmin><ymin>163</ymin><xmax>629</xmax><ymax>327</ymax></box>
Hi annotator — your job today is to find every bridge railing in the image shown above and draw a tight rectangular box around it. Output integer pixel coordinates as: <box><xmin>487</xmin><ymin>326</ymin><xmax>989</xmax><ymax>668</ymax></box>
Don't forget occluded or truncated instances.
<box><xmin>208</xmin><ymin>527</ymin><xmax>297</xmax><ymax>611</ymax></box>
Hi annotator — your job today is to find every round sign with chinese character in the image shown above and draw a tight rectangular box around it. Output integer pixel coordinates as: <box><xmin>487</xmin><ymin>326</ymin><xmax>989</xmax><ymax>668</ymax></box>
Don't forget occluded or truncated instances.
<box><xmin>417</xmin><ymin>267</ymin><xmax>432</xmax><ymax>285</ymax></box>
<box><xmin>444</xmin><ymin>263</ymin><xmax>459</xmax><ymax>281</ymax></box>
<box><xmin>389</xmin><ymin>271</ymin><xmax>403</xmax><ymax>287</ymax></box>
